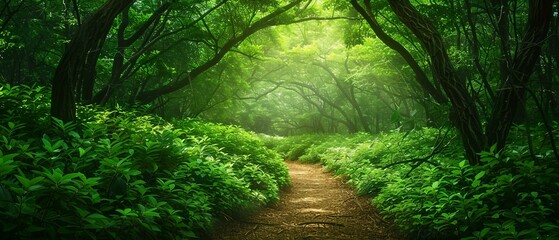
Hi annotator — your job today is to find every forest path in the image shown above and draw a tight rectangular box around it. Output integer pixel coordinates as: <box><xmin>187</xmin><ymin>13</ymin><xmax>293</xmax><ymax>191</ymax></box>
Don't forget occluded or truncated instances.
<box><xmin>209</xmin><ymin>161</ymin><xmax>404</xmax><ymax>240</ymax></box>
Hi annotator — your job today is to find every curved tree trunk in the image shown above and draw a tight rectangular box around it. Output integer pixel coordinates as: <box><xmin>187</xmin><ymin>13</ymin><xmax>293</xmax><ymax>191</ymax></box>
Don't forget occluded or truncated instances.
<box><xmin>350</xmin><ymin>0</ymin><xmax>448</xmax><ymax>105</ymax></box>
<box><xmin>51</xmin><ymin>0</ymin><xmax>134</xmax><ymax>122</ymax></box>
<box><xmin>486</xmin><ymin>0</ymin><xmax>553</xmax><ymax>151</ymax></box>
<box><xmin>384</xmin><ymin>0</ymin><xmax>552</xmax><ymax>164</ymax></box>
<box><xmin>387</xmin><ymin>0</ymin><xmax>486</xmax><ymax>165</ymax></box>
<box><xmin>91</xmin><ymin>2</ymin><xmax>172</xmax><ymax>105</ymax></box>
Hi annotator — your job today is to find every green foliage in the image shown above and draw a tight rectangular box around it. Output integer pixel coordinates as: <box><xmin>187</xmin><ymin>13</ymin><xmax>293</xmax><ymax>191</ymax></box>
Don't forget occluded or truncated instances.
<box><xmin>0</xmin><ymin>84</ymin><xmax>289</xmax><ymax>239</ymax></box>
<box><xmin>278</xmin><ymin>127</ymin><xmax>559</xmax><ymax>239</ymax></box>
<box><xmin>174</xmin><ymin>119</ymin><xmax>290</xmax><ymax>190</ymax></box>
<box><xmin>263</xmin><ymin>134</ymin><xmax>332</xmax><ymax>161</ymax></box>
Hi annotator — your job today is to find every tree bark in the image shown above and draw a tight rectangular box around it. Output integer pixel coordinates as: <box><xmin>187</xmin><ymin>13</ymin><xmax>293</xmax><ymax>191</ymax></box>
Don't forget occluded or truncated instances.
<box><xmin>486</xmin><ymin>0</ymin><xmax>553</xmax><ymax>151</ymax></box>
<box><xmin>465</xmin><ymin>0</ymin><xmax>494</xmax><ymax>101</ymax></box>
<box><xmin>387</xmin><ymin>0</ymin><xmax>486</xmax><ymax>164</ymax></box>
<box><xmin>350</xmin><ymin>0</ymin><xmax>448</xmax><ymax>105</ymax></box>
<box><xmin>489</xmin><ymin>0</ymin><xmax>512</xmax><ymax>85</ymax></box>
<box><xmin>51</xmin><ymin>0</ymin><xmax>134</xmax><ymax>122</ymax></box>
<box><xmin>91</xmin><ymin>2</ymin><xmax>172</xmax><ymax>104</ymax></box>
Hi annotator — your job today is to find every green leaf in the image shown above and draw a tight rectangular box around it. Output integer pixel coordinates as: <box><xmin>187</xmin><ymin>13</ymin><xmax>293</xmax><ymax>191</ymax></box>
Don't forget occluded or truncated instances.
<box><xmin>42</xmin><ymin>136</ymin><xmax>52</xmax><ymax>152</ymax></box>
<box><xmin>474</xmin><ymin>171</ymin><xmax>485</xmax><ymax>180</ymax></box>
<box><xmin>0</xmin><ymin>154</ymin><xmax>18</xmax><ymax>175</ymax></box>
<box><xmin>489</xmin><ymin>144</ymin><xmax>498</xmax><ymax>154</ymax></box>
<box><xmin>15</xmin><ymin>175</ymin><xmax>31</xmax><ymax>188</ymax></box>
<box><xmin>480</xmin><ymin>228</ymin><xmax>490</xmax><ymax>237</ymax></box>
<box><xmin>540</xmin><ymin>223</ymin><xmax>559</xmax><ymax>230</ymax></box>
<box><xmin>59</xmin><ymin>172</ymin><xmax>84</xmax><ymax>185</ymax></box>
<box><xmin>86</xmin><ymin>213</ymin><xmax>108</xmax><ymax>220</ymax></box>
<box><xmin>79</xmin><ymin>147</ymin><xmax>86</xmax><ymax>157</ymax></box>
<box><xmin>142</xmin><ymin>211</ymin><xmax>160</xmax><ymax>218</ymax></box>
<box><xmin>28</xmin><ymin>184</ymin><xmax>44</xmax><ymax>191</ymax></box>
<box><xmin>74</xmin><ymin>206</ymin><xmax>89</xmax><ymax>218</ymax></box>
<box><xmin>117</xmin><ymin>208</ymin><xmax>132</xmax><ymax>215</ymax></box>
<box><xmin>44</xmin><ymin>169</ymin><xmax>64</xmax><ymax>184</ymax></box>
<box><xmin>69</xmin><ymin>131</ymin><xmax>80</xmax><ymax>139</ymax></box>
<box><xmin>431</xmin><ymin>181</ymin><xmax>440</xmax><ymax>189</ymax></box>
<box><xmin>472</xmin><ymin>179</ymin><xmax>481</xmax><ymax>187</ymax></box>
<box><xmin>128</xmin><ymin>169</ymin><xmax>141</xmax><ymax>176</ymax></box>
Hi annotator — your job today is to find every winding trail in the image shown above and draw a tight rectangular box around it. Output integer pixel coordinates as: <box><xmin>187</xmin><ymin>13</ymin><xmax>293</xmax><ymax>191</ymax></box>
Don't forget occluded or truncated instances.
<box><xmin>210</xmin><ymin>161</ymin><xmax>404</xmax><ymax>240</ymax></box>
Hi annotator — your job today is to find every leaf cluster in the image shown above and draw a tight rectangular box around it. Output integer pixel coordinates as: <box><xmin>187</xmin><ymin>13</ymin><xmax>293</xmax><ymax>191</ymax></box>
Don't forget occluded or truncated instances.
<box><xmin>0</xmin><ymin>84</ymin><xmax>289</xmax><ymax>239</ymax></box>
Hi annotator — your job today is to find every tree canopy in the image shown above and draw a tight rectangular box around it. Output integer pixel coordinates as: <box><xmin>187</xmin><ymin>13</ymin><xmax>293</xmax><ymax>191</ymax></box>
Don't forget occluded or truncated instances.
<box><xmin>2</xmin><ymin>0</ymin><xmax>559</xmax><ymax>239</ymax></box>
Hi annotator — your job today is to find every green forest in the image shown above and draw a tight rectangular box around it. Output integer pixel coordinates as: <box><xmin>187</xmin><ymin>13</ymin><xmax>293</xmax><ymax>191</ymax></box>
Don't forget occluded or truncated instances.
<box><xmin>1</xmin><ymin>0</ymin><xmax>558</xmax><ymax>239</ymax></box>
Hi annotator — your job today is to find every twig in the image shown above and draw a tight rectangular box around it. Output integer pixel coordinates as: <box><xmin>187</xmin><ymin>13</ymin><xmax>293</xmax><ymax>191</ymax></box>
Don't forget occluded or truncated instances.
<box><xmin>369</xmin><ymin>214</ymin><xmax>387</xmax><ymax>224</ymax></box>
<box><xmin>326</xmin><ymin>214</ymin><xmax>353</xmax><ymax>218</ymax></box>
<box><xmin>382</xmin><ymin>127</ymin><xmax>456</xmax><ymax>177</ymax></box>
<box><xmin>298</xmin><ymin>221</ymin><xmax>345</xmax><ymax>227</ymax></box>
<box><xmin>353</xmin><ymin>198</ymin><xmax>364</xmax><ymax>211</ymax></box>
<box><xmin>238</xmin><ymin>220</ymin><xmax>280</xmax><ymax>226</ymax></box>
<box><xmin>245</xmin><ymin>225</ymin><xmax>259</xmax><ymax>236</ymax></box>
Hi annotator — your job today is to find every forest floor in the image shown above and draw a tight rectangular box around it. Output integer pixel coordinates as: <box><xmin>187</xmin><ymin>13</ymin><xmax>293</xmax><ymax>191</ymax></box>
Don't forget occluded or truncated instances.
<box><xmin>209</xmin><ymin>161</ymin><xmax>405</xmax><ymax>240</ymax></box>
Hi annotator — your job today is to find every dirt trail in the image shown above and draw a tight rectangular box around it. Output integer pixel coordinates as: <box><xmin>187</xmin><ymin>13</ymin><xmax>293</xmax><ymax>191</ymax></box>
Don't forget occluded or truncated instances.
<box><xmin>210</xmin><ymin>161</ymin><xmax>404</xmax><ymax>240</ymax></box>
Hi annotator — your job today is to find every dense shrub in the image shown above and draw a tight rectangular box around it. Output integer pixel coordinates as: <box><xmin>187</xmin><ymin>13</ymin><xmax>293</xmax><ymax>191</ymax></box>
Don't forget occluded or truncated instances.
<box><xmin>263</xmin><ymin>133</ymin><xmax>372</xmax><ymax>162</ymax></box>
<box><xmin>276</xmin><ymin>127</ymin><xmax>559</xmax><ymax>239</ymax></box>
<box><xmin>0</xmin><ymin>84</ymin><xmax>289</xmax><ymax>239</ymax></box>
<box><xmin>264</xmin><ymin>134</ymin><xmax>325</xmax><ymax>161</ymax></box>
<box><xmin>174</xmin><ymin>119</ymin><xmax>289</xmax><ymax>189</ymax></box>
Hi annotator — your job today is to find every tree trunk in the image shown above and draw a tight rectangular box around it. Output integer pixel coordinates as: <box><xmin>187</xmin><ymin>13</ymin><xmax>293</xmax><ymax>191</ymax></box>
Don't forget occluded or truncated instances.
<box><xmin>51</xmin><ymin>0</ymin><xmax>134</xmax><ymax>122</ymax></box>
<box><xmin>489</xmin><ymin>0</ymin><xmax>513</xmax><ymax>85</ymax></box>
<box><xmin>350</xmin><ymin>0</ymin><xmax>448</xmax><ymax>105</ymax></box>
<box><xmin>387</xmin><ymin>0</ymin><xmax>486</xmax><ymax>164</ymax></box>
<box><xmin>465</xmin><ymin>0</ymin><xmax>494</xmax><ymax>101</ymax></box>
<box><xmin>486</xmin><ymin>0</ymin><xmax>553</xmax><ymax>151</ymax></box>
<box><xmin>92</xmin><ymin>2</ymin><xmax>172</xmax><ymax>105</ymax></box>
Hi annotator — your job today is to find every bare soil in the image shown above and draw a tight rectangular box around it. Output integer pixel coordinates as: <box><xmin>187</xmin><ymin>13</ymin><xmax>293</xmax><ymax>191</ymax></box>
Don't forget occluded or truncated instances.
<box><xmin>209</xmin><ymin>161</ymin><xmax>405</xmax><ymax>240</ymax></box>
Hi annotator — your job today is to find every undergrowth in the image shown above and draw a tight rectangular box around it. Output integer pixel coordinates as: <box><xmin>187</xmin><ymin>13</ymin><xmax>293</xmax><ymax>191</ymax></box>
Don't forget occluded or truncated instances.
<box><xmin>0</xmin><ymin>84</ymin><xmax>289</xmax><ymax>239</ymax></box>
<box><xmin>266</xmin><ymin>127</ymin><xmax>559</xmax><ymax>239</ymax></box>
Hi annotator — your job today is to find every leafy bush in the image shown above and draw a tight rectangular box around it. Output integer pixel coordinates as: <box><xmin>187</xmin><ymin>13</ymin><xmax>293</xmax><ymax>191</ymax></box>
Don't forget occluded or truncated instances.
<box><xmin>174</xmin><ymin>119</ymin><xmax>290</xmax><ymax>189</ymax></box>
<box><xmin>263</xmin><ymin>134</ymin><xmax>324</xmax><ymax>161</ymax></box>
<box><xmin>263</xmin><ymin>133</ymin><xmax>372</xmax><ymax>162</ymax></box>
<box><xmin>0</xmin><ymin>84</ymin><xmax>290</xmax><ymax>239</ymax></box>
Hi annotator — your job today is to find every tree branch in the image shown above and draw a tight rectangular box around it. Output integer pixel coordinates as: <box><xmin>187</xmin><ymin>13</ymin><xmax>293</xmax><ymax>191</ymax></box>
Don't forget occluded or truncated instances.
<box><xmin>383</xmin><ymin>128</ymin><xmax>455</xmax><ymax>177</ymax></box>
